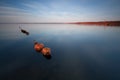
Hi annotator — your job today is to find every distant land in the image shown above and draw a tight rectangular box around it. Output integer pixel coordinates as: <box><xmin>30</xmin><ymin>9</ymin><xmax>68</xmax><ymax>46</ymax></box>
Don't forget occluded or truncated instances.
<box><xmin>69</xmin><ymin>21</ymin><xmax>120</xmax><ymax>26</ymax></box>
<box><xmin>0</xmin><ymin>21</ymin><xmax>120</xmax><ymax>26</ymax></box>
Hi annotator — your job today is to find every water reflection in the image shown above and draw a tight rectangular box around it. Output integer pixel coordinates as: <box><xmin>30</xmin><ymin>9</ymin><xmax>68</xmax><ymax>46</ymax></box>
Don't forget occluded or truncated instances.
<box><xmin>43</xmin><ymin>55</ymin><xmax>52</xmax><ymax>60</ymax></box>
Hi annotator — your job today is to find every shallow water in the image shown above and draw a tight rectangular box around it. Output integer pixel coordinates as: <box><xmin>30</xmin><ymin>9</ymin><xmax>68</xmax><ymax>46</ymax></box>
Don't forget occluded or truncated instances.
<box><xmin>0</xmin><ymin>24</ymin><xmax>120</xmax><ymax>80</ymax></box>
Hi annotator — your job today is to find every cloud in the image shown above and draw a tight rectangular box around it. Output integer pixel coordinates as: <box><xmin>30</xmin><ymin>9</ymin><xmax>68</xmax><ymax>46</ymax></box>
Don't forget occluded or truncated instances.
<box><xmin>0</xmin><ymin>1</ymin><xmax>82</xmax><ymax>23</ymax></box>
<box><xmin>0</xmin><ymin>0</ymin><xmax>120</xmax><ymax>23</ymax></box>
<box><xmin>0</xmin><ymin>6</ymin><xmax>32</xmax><ymax>16</ymax></box>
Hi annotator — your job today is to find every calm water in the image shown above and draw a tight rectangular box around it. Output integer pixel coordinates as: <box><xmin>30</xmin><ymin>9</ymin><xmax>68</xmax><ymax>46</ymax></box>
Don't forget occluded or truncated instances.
<box><xmin>0</xmin><ymin>24</ymin><xmax>120</xmax><ymax>80</ymax></box>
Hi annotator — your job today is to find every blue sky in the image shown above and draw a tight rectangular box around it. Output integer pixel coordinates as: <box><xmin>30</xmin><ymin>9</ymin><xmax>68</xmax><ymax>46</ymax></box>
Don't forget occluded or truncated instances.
<box><xmin>0</xmin><ymin>0</ymin><xmax>120</xmax><ymax>23</ymax></box>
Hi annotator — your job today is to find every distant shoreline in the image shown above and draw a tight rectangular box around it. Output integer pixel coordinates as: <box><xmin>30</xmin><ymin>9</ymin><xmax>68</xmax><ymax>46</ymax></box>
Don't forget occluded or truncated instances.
<box><xmin>0</xmin><ymin>21</ymin><xmax>120</xmax><ymax>26</ymax></box>
<box><xmin>69</xmin><ymin>21</ymin><xmax>120</xmax><ymax>26</ymax></box>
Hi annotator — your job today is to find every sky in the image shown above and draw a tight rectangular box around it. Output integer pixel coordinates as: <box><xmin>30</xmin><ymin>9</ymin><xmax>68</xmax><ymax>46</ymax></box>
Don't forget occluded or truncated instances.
<box><xmin>0</xmin><ymin>0</ymin><xmax>120</xmax><ymax>23</ymax></box>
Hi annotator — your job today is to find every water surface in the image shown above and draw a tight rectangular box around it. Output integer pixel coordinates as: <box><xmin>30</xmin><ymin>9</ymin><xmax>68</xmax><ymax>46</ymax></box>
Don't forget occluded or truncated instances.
<box><xmin>0</xmin><ymin>24</ymin><xmax>120</xmax><ymax>80</ymax></box>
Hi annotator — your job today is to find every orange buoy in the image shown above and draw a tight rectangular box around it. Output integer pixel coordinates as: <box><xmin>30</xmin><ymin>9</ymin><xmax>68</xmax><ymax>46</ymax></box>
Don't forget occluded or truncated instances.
<box><xmin>41</xmin><ymin>47</ymin><xmax>51</xmax><ymax>56</ymax></box>
<box><xmin>34</xmin><ymin>42</ymin><xmax>44</xmax><ymax>52</ymax></box>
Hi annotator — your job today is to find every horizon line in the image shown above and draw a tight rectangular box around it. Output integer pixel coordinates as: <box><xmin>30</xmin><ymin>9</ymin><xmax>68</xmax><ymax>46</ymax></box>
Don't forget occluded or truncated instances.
<box><xmin>0</xmin><ymin>20</ymin><xmax>120</xmax><ymax>24</ymax></box>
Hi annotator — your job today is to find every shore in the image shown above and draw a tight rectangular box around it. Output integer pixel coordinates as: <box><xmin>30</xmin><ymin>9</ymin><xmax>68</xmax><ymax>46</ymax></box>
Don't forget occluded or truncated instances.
<box><xmin>69</xmin><ymin>21</ymin><xmax>120</xmax><ymax>26</ymax></box>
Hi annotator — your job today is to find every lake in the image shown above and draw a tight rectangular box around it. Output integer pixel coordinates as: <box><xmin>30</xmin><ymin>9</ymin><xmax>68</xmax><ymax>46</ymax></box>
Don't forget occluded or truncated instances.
<box><xmin>0</xmin><ymin>24</ymin><xmax>120</xmax><ymax>80</ymax></box>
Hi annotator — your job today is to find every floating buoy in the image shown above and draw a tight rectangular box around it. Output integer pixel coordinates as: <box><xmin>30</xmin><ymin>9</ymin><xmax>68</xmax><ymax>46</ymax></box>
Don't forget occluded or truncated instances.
<box><xmin>42</xmin><ymin>47</ymin><xmax>51</xmax><ymax>59</ymax></box>
<box><xmin>41</xmin><ymin>47</ymin><xmax>51</xmax><ymax>56</ymax></box>
<box><xmin>19</xmin><ymin>26</ymin><xmax>29</xmax><ymax>35</ymax></box>
<box><xmin>34</xmin><ymin>42</ymin><xmax>44</xmax><ymax>52</ymax></box>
